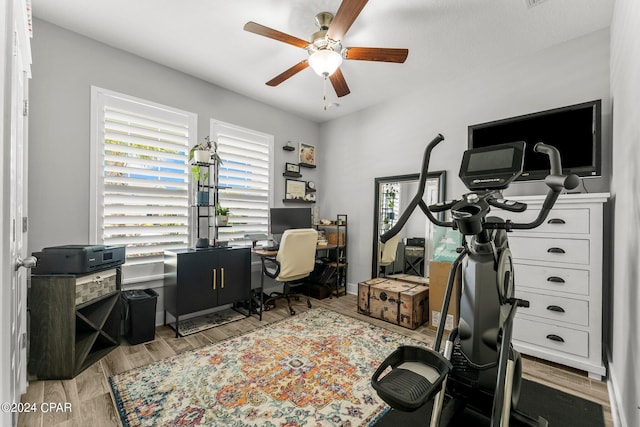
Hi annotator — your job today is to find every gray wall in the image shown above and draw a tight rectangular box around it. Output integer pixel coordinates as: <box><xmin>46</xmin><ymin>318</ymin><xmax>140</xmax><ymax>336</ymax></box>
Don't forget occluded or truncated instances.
<box><xmin>28</xmin><ymin>19</ymin><xmax>320</xmax><ymax>257</ymax></box>
<box><xmin>319</xmin><ymin>28</ymin><xmax>611</xmax><ymax>290</ymax></box>
<box><xmin>609</xmin><ymin>1</ymin><xmax>640</xmax><ymax>426</ymax></box>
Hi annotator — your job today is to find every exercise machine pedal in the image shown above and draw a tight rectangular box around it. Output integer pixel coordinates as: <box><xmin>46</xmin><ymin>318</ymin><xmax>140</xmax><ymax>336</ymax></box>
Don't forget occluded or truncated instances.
<box><xmin>371</xmin><ymin>346</ymin><xmax>452</xmax><ymax>411</ymax></box>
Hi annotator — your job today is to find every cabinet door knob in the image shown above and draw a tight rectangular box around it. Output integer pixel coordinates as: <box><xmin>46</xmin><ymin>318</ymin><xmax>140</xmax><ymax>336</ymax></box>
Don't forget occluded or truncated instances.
<box><xmin>546</xmin><ymin>334</ymin><xmax>565</xmax><ymax>343</ymax></box>
<box><xmin>547</xmin><ymin>247</ymin><xmax>566</xmax><ymax>254</ymax></box>
<box><xmin>546</xmin><ymin>305</ymin><xmax>565</xmax><ymax>313</ymax></box>
<box><xmin>213</xmin><ymin>268</ymin><xmax>217</xmax><ymax>290</ymax></box>
<box><xmin>547</xmin><ymin>218</ymin><xmax>566</xmax><ymax>224</ymax></box>
<box><xmin>547</xmin><ymin>276</ymin><xmax>565</xmax><ymax>283</ymax></box>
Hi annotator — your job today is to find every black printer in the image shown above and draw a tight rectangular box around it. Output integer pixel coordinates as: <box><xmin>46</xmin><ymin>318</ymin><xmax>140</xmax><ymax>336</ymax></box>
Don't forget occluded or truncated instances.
<box><xmin>32</xmin><ymin>245</ymin><xmax>125</xmax><ymax>275</ymax></box>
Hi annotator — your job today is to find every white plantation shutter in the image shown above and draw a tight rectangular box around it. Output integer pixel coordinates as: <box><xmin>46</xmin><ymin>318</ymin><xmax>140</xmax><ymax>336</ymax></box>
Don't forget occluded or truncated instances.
<box><xmin>212</xmin><ymin>120</ymin><xmax>273</xmax><ymax>241</ymax></box>
<box><xmin>91</xmin><ymin>88</ymin><xmax>196</xmax><ymax>277</ymax></box>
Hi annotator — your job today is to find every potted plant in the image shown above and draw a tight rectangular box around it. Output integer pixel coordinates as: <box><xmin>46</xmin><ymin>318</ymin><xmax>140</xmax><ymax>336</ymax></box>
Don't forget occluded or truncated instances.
<box><xmin>190</xmin><ymin>136</ymin><xmax>212</xmax><ymax>163</ymax></box>
<box><xmin>386</xmin><ymin>188</ymin><xmax>396</xmax><ymax>209</ymax></box>
<box><xmin>192</xmin><ymin>166</ymin><xmax>210</xmax><ymax>205</ymax></box>
<box><xmin>215</xmin><ymin>204</ymin><xmax>230</xmax><ymax>226</ymax></box>
<box><xmin>190</xmin><ymin>136</ymin><xmax>224</xmax><ymax>165</ymax></box>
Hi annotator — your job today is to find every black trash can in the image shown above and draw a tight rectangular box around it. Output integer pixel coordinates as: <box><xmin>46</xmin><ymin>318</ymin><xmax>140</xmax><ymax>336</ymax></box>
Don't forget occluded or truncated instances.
<box><xmin>122</xmin><ymin>289</ymin><xmax>158</xmax><ymax>345</ymax></box>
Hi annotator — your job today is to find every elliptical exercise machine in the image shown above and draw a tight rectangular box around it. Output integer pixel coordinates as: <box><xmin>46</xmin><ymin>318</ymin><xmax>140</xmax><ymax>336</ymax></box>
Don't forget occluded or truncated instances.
<box><xmin>371</xmin><ymin>135</ymin><xmax>579</xmax><ymax>426</ymax></box>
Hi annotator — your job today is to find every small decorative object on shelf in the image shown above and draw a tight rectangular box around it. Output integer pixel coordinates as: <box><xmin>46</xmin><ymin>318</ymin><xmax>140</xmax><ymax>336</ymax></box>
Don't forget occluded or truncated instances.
<box><xmin>299</xmin><ymin>142</ymin><xmax>316</xmax><ymax>167</ymax></box>
<box><xmin>283</xmin><ymin>141</ymin><xmax>295</xmax><ymax>151</ymax></box>
<box><xmin>191</xmin><ymin>166</ymin><xmax>210</xmax><ymax>205</ymax></box>
<box><xmin>283</xmin><ymin>162</ymin><xmax>302</xmax><ymax>178</ymax></box>
<box><xmin>306</xmin><ymin>181</ymin><xmax>316</xmax><ymax>192</ymax></box>
<box><xmin>286</xmin><ymin>162</ymin><xmax>300</xmax><ymax>173</ymax></box>
<box><xmin>285</xmin><ymin>179</ymin><xmax>306</xmax><ymax>200</ymax></box>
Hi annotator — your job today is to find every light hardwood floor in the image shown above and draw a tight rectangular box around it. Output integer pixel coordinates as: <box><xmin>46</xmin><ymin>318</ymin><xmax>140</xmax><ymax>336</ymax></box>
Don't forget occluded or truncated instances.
<box><xmin>18</xmin><ymin>294</ymin><xmax>613</xmax><ymax>426</ymax></box>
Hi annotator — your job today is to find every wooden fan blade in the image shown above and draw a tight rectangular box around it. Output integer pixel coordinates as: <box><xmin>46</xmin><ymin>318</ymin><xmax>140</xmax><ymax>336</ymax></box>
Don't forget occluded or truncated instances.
<box><xmin>266</xmin><ymin>60</ymin><xmax>309</xmax><ymax>86</ymax></box>
<box><xmin>326</xmin><ymin>0</ymin><xmax>369</xmax><ymax>41</ymax></box>
<box><xmin>329</xmin><ymin>68</ymin><xmax>351</xmax><ymax>97</ymax></box>
<box><xmin>244</xmin><ymin>22</ymin><xmax>309</xmax><ymax>49</ymax></box>
<box><xmin>344</xmin><ymin>47</ymin><xmax>409</xmax><ymax>63</ymax></box>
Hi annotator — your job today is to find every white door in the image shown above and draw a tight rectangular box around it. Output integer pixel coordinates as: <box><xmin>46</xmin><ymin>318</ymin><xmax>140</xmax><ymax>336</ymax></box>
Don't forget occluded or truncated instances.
<box><xmin>1</xmin><ymin>1</ymin><xmax>32</xmax><ymax>426</ymax></box>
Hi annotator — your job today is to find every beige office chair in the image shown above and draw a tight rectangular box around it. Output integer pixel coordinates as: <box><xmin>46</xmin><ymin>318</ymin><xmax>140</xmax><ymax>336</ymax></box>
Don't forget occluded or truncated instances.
<box><xmin>261</xmin><ymin>228</ymin><xmax>318</xmax><ymax>316</ymax></box>
<box><xmin>378</xmin><ymin>233</ymin><xmax>401</xmax><ymax>277</ymax></box>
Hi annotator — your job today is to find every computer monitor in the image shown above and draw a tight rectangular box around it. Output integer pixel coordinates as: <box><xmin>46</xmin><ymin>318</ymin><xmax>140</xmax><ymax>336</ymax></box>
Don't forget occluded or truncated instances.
<box><xmin>269</xmin><ymin>207</ymin><xmax>312</xmax><ymax>236</ymax></box>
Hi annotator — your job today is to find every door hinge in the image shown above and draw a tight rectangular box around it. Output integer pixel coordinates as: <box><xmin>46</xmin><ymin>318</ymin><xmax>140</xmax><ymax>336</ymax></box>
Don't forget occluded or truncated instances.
<box><xmin>23</xmin><ymin>100</ymin><xmax>28</xmax><ymax>116</ymax></box>
<box><xmin>22</xmin><ymin>217</ymin><xmax>28</xmax><ymax>233</ymax></box>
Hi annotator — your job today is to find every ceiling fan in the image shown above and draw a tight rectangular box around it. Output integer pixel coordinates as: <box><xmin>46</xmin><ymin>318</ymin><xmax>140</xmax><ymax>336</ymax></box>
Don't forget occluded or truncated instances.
<box><xmin>243</xmin><ymin>0</ymin><xmax>409</xmax><ymax>98</ymax></box>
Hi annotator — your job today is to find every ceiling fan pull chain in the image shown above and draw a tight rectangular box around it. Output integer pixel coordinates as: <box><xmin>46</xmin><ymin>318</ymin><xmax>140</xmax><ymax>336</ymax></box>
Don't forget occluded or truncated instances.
<box><xmin>323</xmin><ymin>75</ymin><xmax>328</xmax><ymax>111</ymax></box>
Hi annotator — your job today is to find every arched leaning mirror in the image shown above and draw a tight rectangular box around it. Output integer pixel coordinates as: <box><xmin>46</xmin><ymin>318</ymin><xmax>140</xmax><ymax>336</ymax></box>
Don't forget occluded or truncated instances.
<box><xmin>371</xmin><ymin>171</ymin><xmax>446</xmax><ymax>278</ymax></box>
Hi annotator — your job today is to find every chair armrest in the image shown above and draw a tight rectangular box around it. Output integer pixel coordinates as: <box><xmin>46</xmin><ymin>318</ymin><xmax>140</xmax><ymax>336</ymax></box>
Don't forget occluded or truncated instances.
<box><xmin>261</xmin><ymin>256</ymin><xmax>281</xmax><ymax>279</ymax></box>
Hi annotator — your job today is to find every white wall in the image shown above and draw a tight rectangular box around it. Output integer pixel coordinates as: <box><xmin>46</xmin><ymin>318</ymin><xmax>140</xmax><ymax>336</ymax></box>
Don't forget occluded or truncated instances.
<box><xmin>320</xmin><ymin>29</ymin><xmax>611</xmax><ymax>287</ymax></box>
<box><xmin>609</xmin><ymin>1</ymin><xmax>640</xmax><ymax>426</ymax></box>
<box><xmin>28</xmin><ymin>19</ymin><xmax>320</xmax><ymax>257</ymax></box>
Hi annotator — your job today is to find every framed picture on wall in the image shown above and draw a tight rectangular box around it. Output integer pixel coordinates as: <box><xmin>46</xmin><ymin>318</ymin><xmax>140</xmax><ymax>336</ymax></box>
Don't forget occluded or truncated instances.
<box><xmin>286</xmin><ymin>162</ymin><xmax>300</xmax><ymax>173</ymax></box>
<box><xmin>285</xmin><ymin>179</ymin><xmax>306</xmax><ymax>200</ymax></box>
<box><xmin>299</xmin><ymin>142</ymin><xmax>316</xmax><ymax>167</ymax></box>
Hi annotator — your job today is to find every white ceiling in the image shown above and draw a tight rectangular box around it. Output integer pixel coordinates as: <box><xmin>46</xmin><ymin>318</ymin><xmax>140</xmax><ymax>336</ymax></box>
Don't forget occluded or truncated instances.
<box><xmin>31</xmin><ymin>0</ymin><xmax>614</xmax><ymax>123</ymax></box>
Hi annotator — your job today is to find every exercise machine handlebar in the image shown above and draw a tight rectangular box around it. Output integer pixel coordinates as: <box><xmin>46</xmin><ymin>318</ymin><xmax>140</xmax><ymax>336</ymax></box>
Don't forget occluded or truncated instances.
<box><xmin>380</xmin><ymin>134</ymin><xmax>451</xmax><ymax>243</ymax></box>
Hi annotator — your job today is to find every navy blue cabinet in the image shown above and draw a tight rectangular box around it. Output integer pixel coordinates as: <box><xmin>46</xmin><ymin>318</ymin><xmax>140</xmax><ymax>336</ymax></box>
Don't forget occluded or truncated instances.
<box><xmin>164</xmin><ymin>246</ymin><xmax>250</xmax><ymax>336</ymax></box>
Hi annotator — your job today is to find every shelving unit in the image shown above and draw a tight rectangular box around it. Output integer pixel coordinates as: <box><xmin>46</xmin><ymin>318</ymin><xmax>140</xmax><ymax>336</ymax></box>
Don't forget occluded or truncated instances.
<box><xmin>28</xmin><ymin>268</ymin><xmax>121</xmax><ymax>379</ymax></box>
<box><xmin>192</xmin><ymin>157</ymin><xmax>229</xmax><ymax>246</ymax></box>
<box><xmin>315</xmin><ymin>214</ymin><xmax>348</xmax><ymax>297</ymax></box>
<box><xmin>281</xmin><ymin>144</ymin><xmax>317</xmax><ymax>204</ymax></box>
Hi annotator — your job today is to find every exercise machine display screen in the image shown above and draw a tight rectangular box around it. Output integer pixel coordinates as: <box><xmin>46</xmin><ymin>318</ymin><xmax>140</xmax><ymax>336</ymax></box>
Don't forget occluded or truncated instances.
<box><xmin>459</xmin><ymin>141</ymin><xmax>525</xmax><ymax>190</ymax></box>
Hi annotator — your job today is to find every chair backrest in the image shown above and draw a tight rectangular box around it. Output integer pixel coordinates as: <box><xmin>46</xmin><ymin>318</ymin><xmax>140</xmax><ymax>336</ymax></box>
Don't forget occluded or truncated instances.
<box><xmin>275</xmin><ymin>228</ymin><xmax>318</xmax><ymax>282</ymax></box>
<box><xmin>379</xmin><ymin>233</ymin><xmax>401</xmax><ymax>267</ymax></box>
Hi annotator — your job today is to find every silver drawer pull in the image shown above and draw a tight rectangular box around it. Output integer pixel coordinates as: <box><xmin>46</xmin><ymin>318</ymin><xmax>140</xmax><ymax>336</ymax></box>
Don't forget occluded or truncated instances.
<box><xmin>547</xmin><ymin>276</ymin><xmax>565</xmax><ymax>283</ymax></box>
<box><xmin>546</xmin><ymin>305</ymin><xmax>565</xmax><ymax>313</ymax></box>
<box><xmin>547</xmin><ymin>247</ymin><xmax>566</xmax><ymax>254</ymax></box>
<box><xmin>547</xmin><ymin>218</ymin><xmax>566</xmax><ymax>224</ymax></box>
<box><xmin>546</xmin><ymin>334</ymin><xmax>565</xmax><ymax>343</ymax></box>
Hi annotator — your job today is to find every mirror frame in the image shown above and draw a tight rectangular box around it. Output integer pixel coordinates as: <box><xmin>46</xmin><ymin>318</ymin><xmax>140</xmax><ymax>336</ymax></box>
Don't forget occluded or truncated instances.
<box><xmin>371</xmin><ymin>171</ymin><xmax>446</xmax><ymax>278</ymax></box>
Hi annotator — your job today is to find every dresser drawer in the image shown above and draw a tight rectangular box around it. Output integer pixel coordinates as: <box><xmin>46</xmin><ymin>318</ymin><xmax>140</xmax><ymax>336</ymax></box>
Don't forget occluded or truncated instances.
<box><xmin>501</xmin><ymin>208</ymin><xmax>590</xmax><ymax>234</ymax></box>
<box><xmin>514</xmin><ymin>317</ymin><xmax>589</xmax><ymax>358</ymax></box>
<box><xmin>509</xmin><ymin>236</ymin><xmax>590</xmax><ymax>265</ymax></box>
<box><xmin>514</xmin><ymin>263</ymin><xmax>590</xmax><ymax>296</ymax></box>
<box><xmin>516</xmin><ymin>290</ymin><xmax>589</xmax><ymax>326</ymax></box>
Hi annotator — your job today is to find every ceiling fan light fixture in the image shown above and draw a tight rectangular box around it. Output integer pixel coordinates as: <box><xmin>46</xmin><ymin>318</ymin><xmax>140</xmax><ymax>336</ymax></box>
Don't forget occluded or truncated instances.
<box><xmin>308</xmin><ymin>49</ymin><xmax>343</xmax><ymax>77</ymax></box>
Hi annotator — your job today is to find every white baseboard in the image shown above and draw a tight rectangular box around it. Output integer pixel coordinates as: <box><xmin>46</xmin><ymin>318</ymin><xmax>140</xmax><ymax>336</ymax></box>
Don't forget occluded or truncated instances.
<box><xmin>607</xmin><ymin>361</ymin><xmax>627</xmax><ymax>427</ymax></box>
<box><xmin>346</xmin><ymin>282</ymin><xmax>357</xmax><ymax>295</ymax></box>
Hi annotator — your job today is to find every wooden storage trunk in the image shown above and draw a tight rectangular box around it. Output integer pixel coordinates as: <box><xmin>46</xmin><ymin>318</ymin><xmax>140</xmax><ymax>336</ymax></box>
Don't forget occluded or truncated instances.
<box><xmin>388</xmin><ymin>273</ymin><xmax>430</xmax><ymax>286</ymax></box>
<box><xmin>358</xmin><ymin>278</ymin><xmax>429</xmax><ymax>329</ymax></box>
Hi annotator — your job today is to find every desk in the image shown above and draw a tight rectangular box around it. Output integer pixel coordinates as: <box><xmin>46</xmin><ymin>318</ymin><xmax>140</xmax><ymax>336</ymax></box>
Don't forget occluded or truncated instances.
<box><xmin>252</xmin><ymin>244</ymin><xmax>340</xmax><ymax>257</ymax></box>
<box><xmin>253</xmin><ymin>244</ymin><xmax>346</xmax><ymax>319</ymax></box>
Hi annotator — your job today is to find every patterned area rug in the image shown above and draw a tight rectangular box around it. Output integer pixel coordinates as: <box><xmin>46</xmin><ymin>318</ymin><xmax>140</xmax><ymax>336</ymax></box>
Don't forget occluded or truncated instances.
<box><xmin>109</xmin><ymin>309</ymin><xmax>425</xmax><ymax>426</ymax></box>
<box><xmin>173</xmin><ymin>308</ymin><xmax>246</xmax><ymax>337</ymax></box>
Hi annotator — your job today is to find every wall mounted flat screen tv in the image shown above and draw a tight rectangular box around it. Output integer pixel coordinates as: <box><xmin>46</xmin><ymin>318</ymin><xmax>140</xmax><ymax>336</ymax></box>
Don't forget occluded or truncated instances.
<box><xmin>468</xmin><ymin>100</ymin><xmax>601</xmax><ymax>181</ymax></box>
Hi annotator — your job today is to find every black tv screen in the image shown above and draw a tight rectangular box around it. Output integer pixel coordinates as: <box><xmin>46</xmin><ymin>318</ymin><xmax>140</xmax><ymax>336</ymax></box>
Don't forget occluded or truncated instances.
<box><xmin>270</xmin><ymin>207</ymin><xmax>312</xmax><ymax>235</ymax></box>
<box><xmin>468</xmin><ymin>100</ymin><xmax>601</xmax><ymax>181</ymax></box>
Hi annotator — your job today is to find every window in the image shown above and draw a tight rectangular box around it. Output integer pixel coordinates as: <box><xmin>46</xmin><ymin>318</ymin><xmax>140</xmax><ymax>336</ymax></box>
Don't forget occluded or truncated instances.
<box><xmin>211</xmin><ymin>120</ymin><xmax>274</xmax><ymax>242</ymax></box>
<box><xmin>91</xmin><ymin>87</ymin><xmax>196</xmax><ymax>282</ymax></box>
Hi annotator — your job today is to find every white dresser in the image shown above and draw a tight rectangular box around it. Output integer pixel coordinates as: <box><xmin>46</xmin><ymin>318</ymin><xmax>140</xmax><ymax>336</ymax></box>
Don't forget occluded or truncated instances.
<box><xmin>499</xmin><ymin>192</ymin><xmax>609</xmax><ymax>380</ymax></box>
